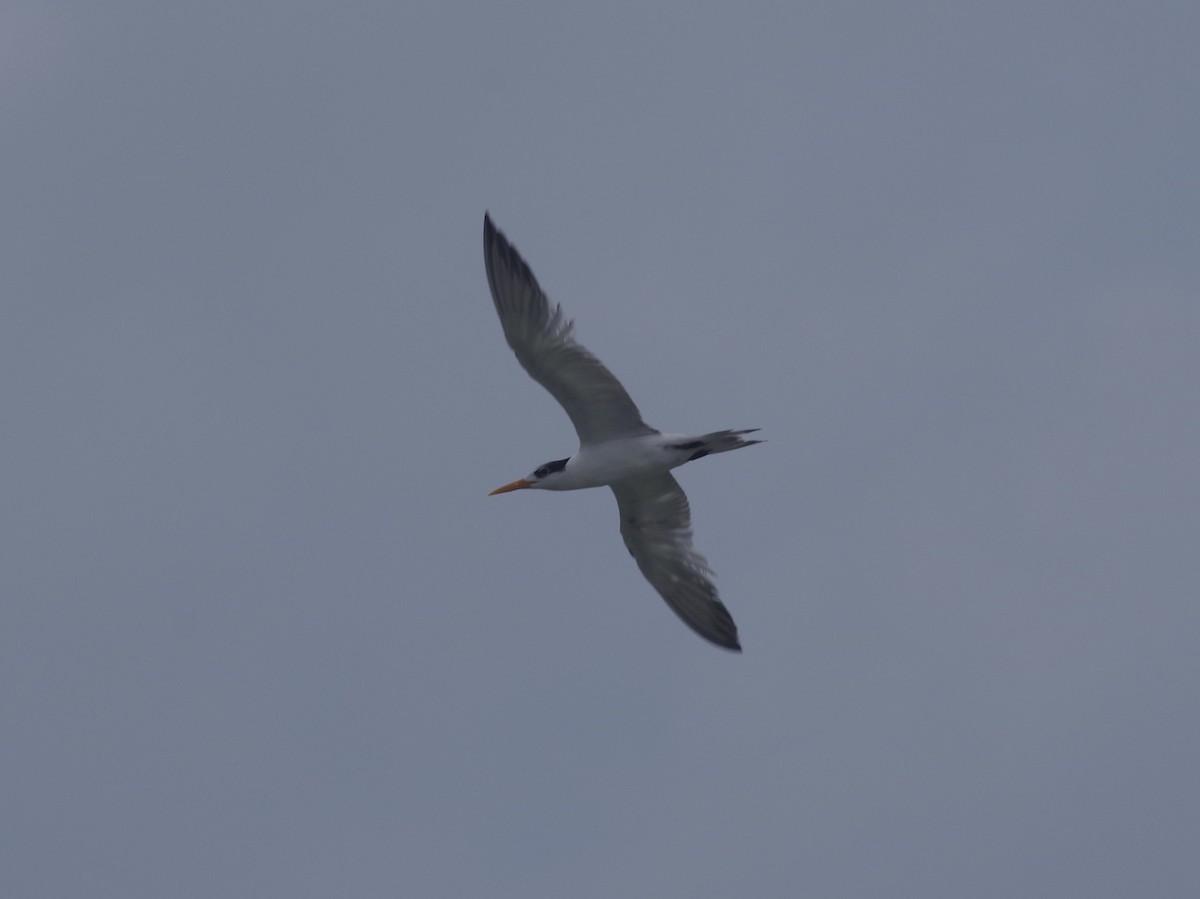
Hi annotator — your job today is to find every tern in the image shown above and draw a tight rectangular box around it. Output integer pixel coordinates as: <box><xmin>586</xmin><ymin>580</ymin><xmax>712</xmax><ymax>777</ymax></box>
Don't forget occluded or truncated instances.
<box><xmin>483</xmin><ymin>214</ymin><xmax>760</xmax><ymax>651</ymax></box>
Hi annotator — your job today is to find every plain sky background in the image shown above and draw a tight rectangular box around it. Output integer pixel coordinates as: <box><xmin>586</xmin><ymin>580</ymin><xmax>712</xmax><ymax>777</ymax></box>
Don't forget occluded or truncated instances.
<box><xmin>4</xmin><ymin>2</ymin><xmax>1198</xmax><ymax>896</ymax></box>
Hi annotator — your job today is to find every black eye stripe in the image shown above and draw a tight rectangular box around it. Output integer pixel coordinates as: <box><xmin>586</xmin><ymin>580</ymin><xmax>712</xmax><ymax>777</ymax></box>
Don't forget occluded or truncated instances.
<box><xmin>534</xmin><ymin>457</ymin><xmax>570</xmax><ymax>479</ymax></box>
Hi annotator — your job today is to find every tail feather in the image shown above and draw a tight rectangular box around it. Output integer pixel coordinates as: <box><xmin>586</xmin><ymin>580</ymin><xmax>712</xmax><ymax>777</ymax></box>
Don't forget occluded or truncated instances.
<box><xmin>676</xmin><ymin>428</ymin><xmax>763</xmax><ymax>462</ymax></box>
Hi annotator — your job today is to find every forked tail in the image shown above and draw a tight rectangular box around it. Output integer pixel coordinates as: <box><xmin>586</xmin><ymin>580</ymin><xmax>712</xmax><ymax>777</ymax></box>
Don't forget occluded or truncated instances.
<box><xmin>673</xmin><ymin>428</ymin><xmax>763</xmax><ymax>462</ymax></box>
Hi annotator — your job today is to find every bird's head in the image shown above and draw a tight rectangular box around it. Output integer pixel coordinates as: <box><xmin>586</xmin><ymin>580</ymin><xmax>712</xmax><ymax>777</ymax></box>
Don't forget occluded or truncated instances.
<box><xmin>488</xmin><ymin>456</ymin><xmax>570</xmax><ymax>495</ymax></box>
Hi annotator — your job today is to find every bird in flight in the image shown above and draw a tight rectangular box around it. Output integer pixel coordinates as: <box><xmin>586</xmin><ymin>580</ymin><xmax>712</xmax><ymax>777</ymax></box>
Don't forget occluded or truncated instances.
<box><xmin>483</xmin><ymin>214</ymin><xmax>760</xmax><ymax>651</ymax></box>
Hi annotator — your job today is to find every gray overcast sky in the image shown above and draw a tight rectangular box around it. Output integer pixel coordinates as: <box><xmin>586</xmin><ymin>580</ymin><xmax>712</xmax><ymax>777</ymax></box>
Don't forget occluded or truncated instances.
<box><xmin>4</xmin><ymin>2</ymin><xmax>1198</xmax><ymax>896</ymax></box>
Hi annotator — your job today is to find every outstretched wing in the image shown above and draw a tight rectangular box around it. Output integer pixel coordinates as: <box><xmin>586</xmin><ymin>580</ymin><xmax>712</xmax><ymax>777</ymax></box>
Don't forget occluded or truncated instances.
<box><xmin>484</xmin><ymin>214</ymin><xmax>656</xmax><ymax>446</ymax></box>
<box><xmin>611</xmin><ymin>473</ymin><xmax>741</xmax><ymax>651</ymax></box>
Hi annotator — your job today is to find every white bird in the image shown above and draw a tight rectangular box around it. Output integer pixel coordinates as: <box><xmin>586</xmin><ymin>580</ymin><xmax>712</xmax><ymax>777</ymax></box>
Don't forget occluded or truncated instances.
<box><xmin>483</xmin><ymin>214</ymin><xmax>760</xmax><ymax>651</ymax></box>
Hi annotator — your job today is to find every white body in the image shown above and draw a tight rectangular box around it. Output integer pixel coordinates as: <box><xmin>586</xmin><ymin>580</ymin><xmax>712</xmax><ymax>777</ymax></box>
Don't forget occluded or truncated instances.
<box><xmin>543</xmin><ymin>434</ymin><xmax>698</xmax><ymax>490</ymax></box>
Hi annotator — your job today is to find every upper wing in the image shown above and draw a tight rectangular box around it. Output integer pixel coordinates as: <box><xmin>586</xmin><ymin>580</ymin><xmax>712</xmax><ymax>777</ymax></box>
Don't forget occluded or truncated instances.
<box><xmin>484</xmin><ymin>214</ymin><xmax>656</xmax><ymax>445</ymax></box>
<box><xmin>611</xmin><ymin>473</ymin><xmax>741</xmax><ymax>651</ymax></box>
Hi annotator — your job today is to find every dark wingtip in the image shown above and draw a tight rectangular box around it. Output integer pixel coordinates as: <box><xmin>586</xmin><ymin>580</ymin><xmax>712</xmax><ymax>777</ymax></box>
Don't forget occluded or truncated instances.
<box><xmin>707</xmin><ymin>635</ymin><xmax>742</xmax><ymax>652</ymax></box>
<box><xmin>483</xmin><ymin>212</ymin><xmax>516</xmax><ymax>261</ymax></box>
<box><xmin>703</xmin><ymin>603</ymin><xmax>742</xmax><ymax>652</ymax></box>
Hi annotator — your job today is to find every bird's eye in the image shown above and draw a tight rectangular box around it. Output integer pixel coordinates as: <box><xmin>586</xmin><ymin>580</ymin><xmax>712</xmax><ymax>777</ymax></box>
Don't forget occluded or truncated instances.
<box><xmin>534</xmin><ymin>466</ymin><xmax>548</xmax><ymax>478</ymax></box>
